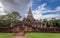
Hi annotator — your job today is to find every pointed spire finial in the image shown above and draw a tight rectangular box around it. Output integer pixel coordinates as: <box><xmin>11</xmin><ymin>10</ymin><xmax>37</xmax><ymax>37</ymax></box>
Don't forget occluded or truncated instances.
<box><xmin>29</xmin><ymin>6</ymin><xmax>32</xmax><ymax>13</ymax></box>
<box><xmin>27</xmin><ymin>6</ymin><xmax>33</xmax><ymax>18</ymax></box>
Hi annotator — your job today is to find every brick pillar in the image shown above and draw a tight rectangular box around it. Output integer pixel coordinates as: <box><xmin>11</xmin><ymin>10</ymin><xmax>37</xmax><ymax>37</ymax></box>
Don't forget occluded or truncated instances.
<box><xmin>37</xmin><ymin>25</ymin><xmax>40</xmax><ymax>28</ymax></box>
<box><xmin>50</xmin><ymin>23</ymin><xmax>53</xmax><ymax>28</ymax></box>
<box><xmin>34</xmin><ymin>25</ymin><xmax>36</xmax><ymax>27</ymax></box>
<box><xmin>10</xmin><ymin>23</ymin><xmax>13</xmax><ymax>27</ymax></box>
<box><xmin>41</xmin><ymin>24</ymin><xmax>43</xmax><ymax>28</ymax></box>
<box><xmin>44</xmin><ymin>23</ymin><xmax>47</xmax><ymax>28</ymax></box>
<box><xmin>25</xmin><ymin>26</ymin><xmax>27</xmax><ymax>32</ymax></box>
<box><xmin>17</xmin><ymin>26</ymin><xmax>19</xmax><ymax>32</ymax></box>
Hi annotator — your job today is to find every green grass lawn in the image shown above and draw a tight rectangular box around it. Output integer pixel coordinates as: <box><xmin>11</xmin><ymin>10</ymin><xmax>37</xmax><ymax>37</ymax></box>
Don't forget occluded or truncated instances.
<box><xmin>27</xmin><ymin>33</ymin><xmax>60</xmax><ymax>38</ymax></box>
<box><xmin>0</xmin><ymin>33</ymin><xmax>14</xmax><ymax>38</ymax></box>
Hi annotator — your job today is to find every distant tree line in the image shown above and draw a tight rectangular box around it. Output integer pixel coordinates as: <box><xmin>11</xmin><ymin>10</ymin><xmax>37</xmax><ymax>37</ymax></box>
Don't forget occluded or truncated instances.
<box><xmin>38</xmin><ymin>18</ymin><xmax>60</xmax><ymax>27</ymax></box>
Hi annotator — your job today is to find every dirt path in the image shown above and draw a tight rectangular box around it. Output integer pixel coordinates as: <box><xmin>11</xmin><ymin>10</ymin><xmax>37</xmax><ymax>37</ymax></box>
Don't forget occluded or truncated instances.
<box><xmin>8</xmin><ymin>32</ymin><xmax>28</xmax><ymax>38</ymax></box>
<box><xmin>9</xmin><ymin>35</ymin><xmax>27</xmax><ymax>38</ymax></box>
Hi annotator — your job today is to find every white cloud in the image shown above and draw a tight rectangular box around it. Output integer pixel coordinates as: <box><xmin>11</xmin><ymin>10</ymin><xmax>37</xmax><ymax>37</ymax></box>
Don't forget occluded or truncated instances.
<box><xmin>32</xmin><ymin>3</ymin><xmax>60</xmax><ymax>20</ymax></box>
<box><xmin>37</xmin><ymin>0</ymin><xmax>41</xmax><ymax>1</ymax></box>
<box><xmin>0</xmin><ymin>0</ymin><xmax>31</xmax><ymax>17</ymax></box>
<box><xmin>0</xmin><ymin>2</ymin><xmax>4</xmax><ymax>12</ymax></box>
<box><xmin>56</xmin><ymin>6</ymin><xmax>60</xmax><ymax>11</ymax></box>
<box><xmin>0</xmin><ymin>2</ymin><xmax>6</xmax><ymax>15</ymax></box>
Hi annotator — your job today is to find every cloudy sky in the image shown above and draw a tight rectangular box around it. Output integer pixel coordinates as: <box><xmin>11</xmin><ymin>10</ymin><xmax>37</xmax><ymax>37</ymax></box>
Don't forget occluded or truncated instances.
<box><xmin>32</xmin><ymin>0</ymin><xmax>60</xmax><ymax>20</ymax></box>
<box><xmin>0</xmin><ymin>0</ymin><xmax>31</xmax><ymax>17</ymax></box>
<box><xmin>0</xmin><ymin>0</ymin><xmax>60</xmax><ymax>20</ymax></box>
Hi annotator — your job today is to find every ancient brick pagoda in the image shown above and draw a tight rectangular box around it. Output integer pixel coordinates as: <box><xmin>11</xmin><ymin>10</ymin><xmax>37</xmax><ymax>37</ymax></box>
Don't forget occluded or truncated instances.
<box><xmin>0</xmin><ymin>8</ymin><xmax>60</xmax><ymax>33</ymax></box>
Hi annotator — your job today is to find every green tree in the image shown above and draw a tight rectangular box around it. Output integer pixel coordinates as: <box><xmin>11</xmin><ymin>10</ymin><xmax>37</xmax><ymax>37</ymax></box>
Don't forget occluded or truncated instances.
<box><xmin>0</xmin><ymin>11</ymin><xmax>21</xmax><ymax>27</ymax></box>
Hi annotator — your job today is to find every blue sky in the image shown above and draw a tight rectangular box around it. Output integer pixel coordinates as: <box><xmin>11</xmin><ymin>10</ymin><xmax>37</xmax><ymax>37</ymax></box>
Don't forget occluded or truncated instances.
<box><xmin>32</xmin><ymin>0</ymin><xmax>60</xmax><ymax>10</ymax></box>
<box><xmin>0</xmin><ymin>0</ymin><xmax>60</xmax><ymax>20</ymax></box>
<box><xmin>32</xmin><ymin>0</ymin><xmax>60</xmax><ymax>20</ymax></box>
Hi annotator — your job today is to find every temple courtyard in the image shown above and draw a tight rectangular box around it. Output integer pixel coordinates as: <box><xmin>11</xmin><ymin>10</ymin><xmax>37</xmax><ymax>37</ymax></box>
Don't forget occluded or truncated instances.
<box><xmin>0</xmin><ymin>33</ymin><xmax>60</xmax><ymax>38</ymax></box>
